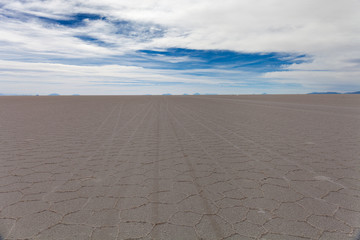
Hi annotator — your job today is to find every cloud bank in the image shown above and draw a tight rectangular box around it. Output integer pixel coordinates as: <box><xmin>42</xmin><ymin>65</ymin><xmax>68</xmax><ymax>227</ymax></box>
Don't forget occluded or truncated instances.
<box><xmin>1</xmin><ymin>0</ymin><xmax>359</xmax><ymax>94</ymax></box>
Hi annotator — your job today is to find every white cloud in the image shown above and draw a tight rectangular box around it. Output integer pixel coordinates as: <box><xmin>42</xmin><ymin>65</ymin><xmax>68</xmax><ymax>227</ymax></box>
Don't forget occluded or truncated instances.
<box><xmin>3</xmin><ymin>0</ymin><xmax>359</xmax><ymax>53</ymax></box>
<box><xmin>0</xmin><ymin>59</ymin><xmax>252</xmax><ymax>95</ymax></box>
<box><xmin>1</xmin><ymin>0</ymin><xmax>360</xmax><ymax>93</ymax></box>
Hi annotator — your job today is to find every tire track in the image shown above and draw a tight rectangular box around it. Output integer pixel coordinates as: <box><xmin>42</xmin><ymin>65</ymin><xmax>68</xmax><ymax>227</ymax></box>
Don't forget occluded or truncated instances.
<box><xmin>172</xmin><ymin>100</ymin><xmax>348</xmax><ymax>190</ymax></box>
<box><xmin>165</xmin><ymin>100</ymin><xmax>234</xmax><ymax>239</ymax></box>
<box><xmin>41</xmin><ymin>103</ymin><xmax>122</xmax><ymax>200</ymax></box>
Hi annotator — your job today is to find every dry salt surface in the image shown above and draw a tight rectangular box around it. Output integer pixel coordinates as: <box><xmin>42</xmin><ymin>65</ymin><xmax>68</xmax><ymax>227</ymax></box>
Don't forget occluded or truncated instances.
<box><xmin>0</xmin><ymin>95</ymin><xmax>359</xmax><ymax>240</ymax></box>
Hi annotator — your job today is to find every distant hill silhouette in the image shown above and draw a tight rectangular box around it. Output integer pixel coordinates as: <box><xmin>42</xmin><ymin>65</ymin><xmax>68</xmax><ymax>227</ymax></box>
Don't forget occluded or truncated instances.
<box><xmin>193</xmin><ymin>93</ymin><xmax>201</xmax><ymax>95</ymax></box>
<box><xmin>308</xmin><ymin>91</ymin><xmax>360</xmax><ymax>94</ymax></box>
<box><xmin>308</xmin><ymin>92</ymin><xmax>340</xmax><ymax>94</ymax></box>
<box><xmin>162</xmin><ymin>93</ymin><xmax>172</xmax><ymax>95</ymax></box>
<box><xmin>49</xmin><ymin>93</ymin><xmax>60</xmax><ymax>96</ymax></box>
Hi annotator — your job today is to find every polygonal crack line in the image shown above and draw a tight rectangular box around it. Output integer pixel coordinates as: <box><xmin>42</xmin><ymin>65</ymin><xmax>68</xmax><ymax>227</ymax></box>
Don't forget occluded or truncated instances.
<box><xmin>0</xmin><ymin>181</ymin><xmax>29</xmax><ymax>191</ymax></box>
<box><xmin>218</xmin><ymin>233</ymin><xmax>246</xmax><ymax>240</ymax></box>
<box><xmin>213</xmin><ymin>194</ymin><xmax>227</xmax><ymax>204</ymax></box>
<box><xmin>8</xmin><ymin>170</ymin><xmax>33</xmax><ymax>178</ymax></box>
<box><xmin>34</xmin><ymin>222</ymin><xmax>96</xmax><ymax>238</ymax></box>
<box><xmin>61</xmin><ymin>209</ymin><xmax>88</xmax><ymax>222</ymax></box>
<box><xmin>88</xmin><ymin>226</ymin><xmax>97</xmax><ymax>239</ymax></box>
<box><xmin>267</xmin><ymin>218</ymin><xmax>320</xmax><ymax>239</ymax></box>
<box><xmin>325</xmin><ymin>203</ymin><xmax>341</xmax><ymax>218</ymax></box>
<box><xmin>335</xmin><ymin>208</ymin><xmax>360</xmax><ymax>230</ymax></box>
<box><xmin>117</xmin><ymin>202</ymin><xmax>149</xmax><ymax>215</ymax></box>
<box><xmin>14</xmin><ymin>210</ymin><xmax>62</xmax><ymax>238</ymax></box>
<box><xmin>288</xmin><ymin>187</ymin><xmax>310</xmax><ymax>201</ymax></box>
<box><xmin>287</xmin><ymin>179</ymin><xmax>333</xmax><ymax>201</ymax></box>
<box><xmin>243</xmin><ymin>207</ymin><xmax>268</xmax><ymax>222</ymax></box>
<box><xmin>297</xmin><ymin>218</ymin><xmax>326</xmax><ymax>238</ymax></box>
<box><xmin>196</xmin><ymin>213</ymin><xmax>237</xmax><ymax>234</ymax></box>
<box><xmin>257</xmin><ymin>227</ymin><xmax>271</xmax><ymax>240</ymax></box>
<box><xmin>297</xmin><ymin>199</ymin><xmax>338</xmax><ymax>221</ymax></box>
<box><xmin>1</xmin><ymin>199</ymin><xmax>47</xmax><ymax>216</ymax></box>
<box><xmin>259</xmin><ymin>213</ymin><xmax>277</xmax><ymax>230</ymax></box>
<box><xmin>205</xmin><ymin>179</ymin><xmax>236</xmax><ymax>191</ymax></box>
<box><xmin>320</xmin><ymin>187</ymin><xmax>346</xmax><ymax>204</ymax></box>
<box><xmin>53</xmin><ymin>187</ymin><xmax>84</xmax><ymax>194</ymax></box>
<box><xmin>175</xmin><ymin>193</ymin><xmax>199</xmax><ymax>205</ymax></box>
<box><xmin>320</xmin><ymin>230</ymin><xmax>356</xmax><ymax>240</ymax></box>
<box><xmin>278</xmin><ymin>196</ymin><xmax>307</xmax><ymax>207</ymax></box>
<box><xmin>198</xmin><ymin>192</ymin><xmax>222</xmax><ymax>212</ymax></box>
<box><xmin>89</xmin><ymin>223</ymin><xmax>125</xmax><ymax>239</ymax></box>
<box><xmin>0</xmin><ymin>190</ymin><xmax>24</xmax><ymax>203</ymax></box>
<box><xmin>260</xmin><ymin>178</ymin><xmax>291</xmax><ymax>189</ymax></box>
<box><xmin>135</xmin><ymin>221</ymin><xmax>164</xmax><ymax>240</ymax></box>
<box><xmin>216</xmin><ymin>198</ymin><xmax>248</xmax><ymax>210</ymax></box>
<box><xmin>326</xmin><ymin>213</ymin><xmax>356</xmax><ymax>234</ymax></box>
<box><xmin>47</xmin><ymin>196</ymin><xmax>88</xmax><ymax>208</ymax></box>
<box><xmin>1</xmin><ymin>217</ymin><xmax>16</xmax><ymax>239</ymax></box>
<box><xmin>264</xmin><ymin>232</ymin><xmax>313</xmax><ymax>240</ymax></box>
<box><xmin>221</xmin><ymin>189</ymin><xmax>248</xmax><ymax>201</ymax></box>
<box><xmin>320</xmin><ymin>187</ymin><xmax>346</xmax><ymax>200</ymax></box>
<box><xmin>220</xmin><ymin>207</ymin><xmax>249</xmax><ymax>225</ymax></box>
<box><xmin>205</xmin><ymin>171</ymin><xmax>231</xmax><ymax>180</ymax></box>
<box><xmin>337</xmin><ymin>177</ymin><xmax>360</xmax><ymax>189</ymax></box>
<box><xmin>317</xmin><ymin>229</ymin><xmax>333</xmax><ymax>239</ymax></box>
<box><xmin>115</xmin><ymin>196</ymin><xmax>149</xmax><ymax>209</ymax></box>
<box><xmin>168</xmin><ymin>210</ymin><xmax>203</xmax><ymax>226</ymax></box>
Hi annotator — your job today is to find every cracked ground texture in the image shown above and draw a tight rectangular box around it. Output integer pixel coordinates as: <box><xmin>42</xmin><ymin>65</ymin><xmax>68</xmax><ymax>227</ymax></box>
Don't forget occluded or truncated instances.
<box><xmin>0</xmin><ymin>95</ymin><xmax>359</xmax><ymax>240</ymax></box>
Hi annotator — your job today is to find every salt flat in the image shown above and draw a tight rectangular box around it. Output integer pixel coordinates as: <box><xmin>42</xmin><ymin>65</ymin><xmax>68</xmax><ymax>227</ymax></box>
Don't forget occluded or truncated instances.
<box><xmin>0</xmin><ymin>95</ymin><xmax>359</xmax><ymax>239</ymax></box>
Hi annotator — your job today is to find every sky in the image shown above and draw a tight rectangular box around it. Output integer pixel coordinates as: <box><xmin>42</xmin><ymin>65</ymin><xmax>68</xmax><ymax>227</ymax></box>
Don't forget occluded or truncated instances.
<box><xmin>1</xmin><ymin>0</ymin><xmax>360</xmax><ymax>95</ymax></box>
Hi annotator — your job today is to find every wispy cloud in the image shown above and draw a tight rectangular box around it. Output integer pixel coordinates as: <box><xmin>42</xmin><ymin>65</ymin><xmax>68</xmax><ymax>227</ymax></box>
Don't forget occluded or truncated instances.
<box><xmin>137</xmin><ymin>48</ymin><xmax>308</xmax><ymax>71</ymax></box>
<box><xmin>1</xmin><ymin>0</ymin><xmax>359</xmax><ymax>94</ymax></box>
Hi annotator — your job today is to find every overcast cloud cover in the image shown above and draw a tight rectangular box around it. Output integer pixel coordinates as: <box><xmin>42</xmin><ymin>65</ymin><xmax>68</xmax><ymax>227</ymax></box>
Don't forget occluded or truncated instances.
<box><xmin>1</xmin><ymin>0</ymin><xmax>359</xmax><ymax>95</ymax></box>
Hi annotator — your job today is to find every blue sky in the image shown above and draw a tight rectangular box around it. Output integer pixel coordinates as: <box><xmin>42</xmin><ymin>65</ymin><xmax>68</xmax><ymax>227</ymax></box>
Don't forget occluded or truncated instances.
<box><xmin>0</xmin><ymin>0</ymin><xmax>359</xmax><ymax>95</ymax></box>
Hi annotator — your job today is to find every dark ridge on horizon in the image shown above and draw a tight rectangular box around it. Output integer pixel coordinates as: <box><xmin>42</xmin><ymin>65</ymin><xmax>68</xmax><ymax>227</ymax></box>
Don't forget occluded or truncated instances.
<box><xmin>308</xmin><ymin>91</ymin><xmax>360</xmax><ymax>94</ymax></box>
<box><xmin>308</xmin><ymin>92</ymin><xmax>340</xmax><ymax>94</ymax></box>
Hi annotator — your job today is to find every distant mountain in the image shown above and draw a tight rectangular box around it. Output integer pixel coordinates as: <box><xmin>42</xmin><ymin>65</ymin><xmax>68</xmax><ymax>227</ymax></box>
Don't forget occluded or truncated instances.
<box><xmin>308</xmin><ymin>91</ymin><xmax>360</xmax><ymax>94</ymax></box>
<box><xmin>48</xmin><ymin>93</ymin><xmax>60</xmax><ymax>96</ymax></box>
<box><xmin>193</xmin><ymin>93</ymin><xmax>201</xmax><ymax>95</ymax></box>
<box><xmin>308</xmin><ymin>92</ymin><xmax>340</xmax><ymax>94</ymax></box>
<box><xmin>162</xmin><ymin>93</ymin><xmax>172</xmax><ymax>95</ymax></box>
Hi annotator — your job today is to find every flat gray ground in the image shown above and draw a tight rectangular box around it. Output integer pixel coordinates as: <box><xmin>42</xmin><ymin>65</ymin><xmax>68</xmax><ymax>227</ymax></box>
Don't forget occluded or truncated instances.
<box><xmin>0</xmin><ymin>95</ymin><xmax>359</xmax><ymax>240</ymax></box>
